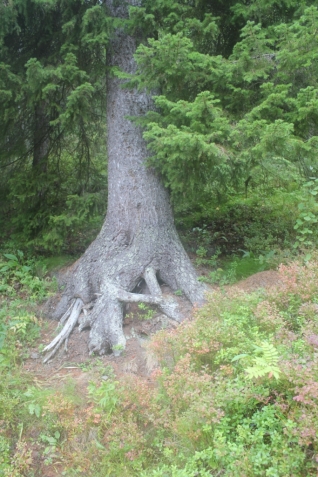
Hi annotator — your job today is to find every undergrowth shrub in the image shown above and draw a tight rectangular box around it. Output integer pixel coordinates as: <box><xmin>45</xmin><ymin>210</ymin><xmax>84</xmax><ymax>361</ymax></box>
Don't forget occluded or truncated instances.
<box><xmin>177</xmin><ymin>189</ymin><xmax>299</xmax><ymax>258</ymax></box>
<box><xmin>3</xmin><ymin>254</ymin><xmax>318</xmax><ymax>476</ymax></box>
<box><xmin>0</xmin><ymin>251</ymin><xmax>61</xmax><ymax>476</ymax></box>
<box><xmin>81</xmin><ymin>257</ymin><xmax>318</xmax><ymax>476</ymax></box>
<box><xmin>0</xmin><ymin>250</ymin><xmax>53</xmax><ymax>299</ymax></box>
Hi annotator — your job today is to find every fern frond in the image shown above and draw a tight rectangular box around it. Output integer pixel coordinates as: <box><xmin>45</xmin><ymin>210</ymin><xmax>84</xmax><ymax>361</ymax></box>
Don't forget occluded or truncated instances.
<box><xmin>245</xmin><ymin>341</ymin><xmax>281</xmax><ymax>380</ymax></box>
<box><xmin>260</xmin><ymin>341</ymin><xmax>279</xmax><ymax>366</ymax></box>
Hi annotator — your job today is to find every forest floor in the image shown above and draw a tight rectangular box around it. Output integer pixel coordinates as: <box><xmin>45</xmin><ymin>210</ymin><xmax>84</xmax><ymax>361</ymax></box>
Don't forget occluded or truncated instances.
<box><xmin>23</xmin><ymin>269</ymin><xmax>283</xmax><ymax>398</ymax></box>
<box><xmin>6</xmin><ymin>260</ymin><xmax>310</xmax><ymax>477</ymax></box>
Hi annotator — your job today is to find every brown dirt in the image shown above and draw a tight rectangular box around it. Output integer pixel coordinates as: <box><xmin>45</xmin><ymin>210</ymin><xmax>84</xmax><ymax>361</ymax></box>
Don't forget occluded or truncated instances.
<box><xmin>23</xmin><ymin>284</ymin><xmax>192</xmax><ymax>392</ymax></box>
<box><xmin>233</xmin><ymin>269</ymin><xmax>282</xmax><ymax>293</ymax></box>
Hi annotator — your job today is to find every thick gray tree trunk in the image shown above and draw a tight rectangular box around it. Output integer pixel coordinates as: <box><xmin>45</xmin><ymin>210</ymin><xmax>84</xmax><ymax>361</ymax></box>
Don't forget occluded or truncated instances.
<box><xmin>43</xmin><ymin>0</ymin><xmax>205</xmax><ymax>362</ymax></box>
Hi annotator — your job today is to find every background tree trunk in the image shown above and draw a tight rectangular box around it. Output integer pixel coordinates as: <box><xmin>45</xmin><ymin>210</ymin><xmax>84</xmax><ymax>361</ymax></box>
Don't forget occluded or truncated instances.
<box><xmin>33</xmin><ymin>101</ymin><xmax>50</xmax><ymax>173</ymax></box>
<box><xmin>43</xmin><ymin>0</ymin><xmax>205</xmax><ymax>362</ymax></box>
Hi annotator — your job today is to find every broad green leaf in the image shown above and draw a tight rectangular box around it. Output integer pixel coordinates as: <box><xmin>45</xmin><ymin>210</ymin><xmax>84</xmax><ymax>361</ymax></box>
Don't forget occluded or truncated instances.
<box><xmin>3</xmin><ymin>254</ymin><xmax>18</xmax><ymax>261</ymax></box>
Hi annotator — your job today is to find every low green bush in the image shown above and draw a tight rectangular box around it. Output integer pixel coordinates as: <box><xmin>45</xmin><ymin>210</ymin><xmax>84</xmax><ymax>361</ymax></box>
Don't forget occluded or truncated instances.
<box><xmin>3</xmin><ymin>251</ymin><xmax>318</xmax><ymax>476</ymax></box>
<box><xmin>178</xmin><ymin>188</ymin><xmax>301</xmax><ymax>258</ymax></box>
<box><xmin>82</xmin><ymin>257</ymin><xmax>318</xmax><ymax>476</ymax></box>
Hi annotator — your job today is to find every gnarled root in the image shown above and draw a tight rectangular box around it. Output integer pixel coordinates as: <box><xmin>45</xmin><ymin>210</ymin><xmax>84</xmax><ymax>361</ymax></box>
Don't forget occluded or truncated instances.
<box><xmin>43</xmin><ymin>298</ymin><xmax>84</xmax><ymax>363</ymax></box>
<box><xmin>88</xmin><ymin>294</ymin><xmax>125</xmax><ymax>356</ymax></box>
<box><xmin>43</xmin><ymin>256</ymin><xmax>205</xmax><ymax>362</ymax></box>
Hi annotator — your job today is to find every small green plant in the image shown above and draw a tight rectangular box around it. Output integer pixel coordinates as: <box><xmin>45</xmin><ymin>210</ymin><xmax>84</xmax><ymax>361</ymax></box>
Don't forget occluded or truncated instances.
<box><xmin>113</xmin><ymin>344</ymin><xmax>125</xmax><ymax>351</ymax></box>
<box><xmin>88</xmin><ymin>379</ymin><xmax>119</xmax><ymax>415</ymax></box>
<box><xmin>199</xmin><ymin>260</ymin><xmax>237</xmax><ymax>285</ymax></box>
<box><xmin>40</xmin><ymin>431</ymin><xmax>61</xmax><ymax>464</ymax></box>
<box><xmin>138</xmin><ymin>302</ymin><xmax>155</xmax><ymax>320</ymax></box>
<box><xmin>198</xmin><ymin>268</ymin><xmax>223</xmax><ymax>284</ymax></box>
<box><xmin>23</xmin><ymin>385</ymin><xmax>54</xmax><ymax>419</ymax></box>
<box><xmin>195</xmin><ymin>246</ymin><xmax>221</xmax><ymax>268</ymax></box>
<box><xmin>0</xmin><ymin>307</ymin><xmax>41</xmax><ymax>367</ymax></box>
<box><xmin>9</xmin><ymin>314</ymin><xmax>39</xmax><ymax>338</ymax></box>
<box><xmin>220</xmin><ymin>260</ymin><xmax>237</xmax><ymax>285</ymax></box>
<box><xmin>77</xmin><ymin>358</ymin><xmax>106</xmax><ymax>373</ymax></box>
<box><xmin>78</xmin><ymin>360</ymin><xmax>93</xmax><ymax>372</ymax></box>
<box><xmin>232</xmin><ymin>341</ymin><xmax>281</xmax><ymax>380</ymax></box>
<box><xmin>0</xmin><ymin>250</ymin><xmax>51</xmax><ymax>299</ymax></box>
<box><xmin>0</xmin><ymin>436</ymin><xmax>11</xmax><ymax>474</ymax></box>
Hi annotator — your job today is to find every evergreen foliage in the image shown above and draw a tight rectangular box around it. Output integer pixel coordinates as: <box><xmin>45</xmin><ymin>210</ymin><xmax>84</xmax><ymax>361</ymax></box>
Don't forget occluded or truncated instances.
<box><xmin>0</xmin><ymin>0</ymin><xmax>110</xmax><ymax>251</ymax></box>
<box><xmin>128</xmin><ymin>1</ymin><xmax>318</xmax><ymax>208</ymax></box>
<box><xmin>1</xmin><ymin>0</ymin><xmax>318</xmax><ymax>252</ymax></box>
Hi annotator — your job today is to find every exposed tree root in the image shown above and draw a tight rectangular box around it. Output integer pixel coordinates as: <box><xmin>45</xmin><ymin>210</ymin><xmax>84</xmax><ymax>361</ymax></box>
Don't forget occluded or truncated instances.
<box><xmin>43</xmin><ymin>264</ymin><xmax>201</xmax><ymax>362</ymax></box>
<box><xmin>43</xmin><ymin>298</ymin><xmax>83</xmax><ymax>363</ymax></box>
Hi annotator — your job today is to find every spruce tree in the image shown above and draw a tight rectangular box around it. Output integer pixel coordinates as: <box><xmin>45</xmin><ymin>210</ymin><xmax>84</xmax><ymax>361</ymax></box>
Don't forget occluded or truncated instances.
<box><xmin>0</xmin><ymin>0</ymin><xmax>109</xmax><ymax>249</ymax></box>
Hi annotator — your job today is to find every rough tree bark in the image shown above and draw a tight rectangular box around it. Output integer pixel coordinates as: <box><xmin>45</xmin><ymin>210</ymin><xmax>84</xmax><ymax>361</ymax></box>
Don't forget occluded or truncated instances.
<box><xmin>43</xmin><ymin>0</ymin><xmax>206</xmax><ymax>363</ymax></box>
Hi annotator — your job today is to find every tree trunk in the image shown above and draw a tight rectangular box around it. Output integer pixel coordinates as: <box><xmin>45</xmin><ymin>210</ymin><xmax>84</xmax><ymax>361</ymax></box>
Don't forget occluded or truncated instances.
<box><xmin>43</xmin><ymin>0</ymin><xmax>205</xmax><ymax>362</ymax></box>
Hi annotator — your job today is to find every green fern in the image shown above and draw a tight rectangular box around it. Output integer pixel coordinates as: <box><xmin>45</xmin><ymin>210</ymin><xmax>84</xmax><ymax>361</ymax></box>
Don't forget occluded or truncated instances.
<box><xmin>245</xmin><ymin>341</ymin><xmax>281</xmax><ymax>380</ymax></box>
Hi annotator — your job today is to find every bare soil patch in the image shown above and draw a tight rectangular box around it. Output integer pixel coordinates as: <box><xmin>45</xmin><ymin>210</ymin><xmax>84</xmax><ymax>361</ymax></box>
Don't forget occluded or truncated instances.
<box><xmin>23</xmin><ymin>286</ymin><xmax>191</xmax><ymax>392</ymax></box>
<box><xmin>234</xmin><ymin>269</ymin><xmax>283</xmax><ymax>293</ymax></box>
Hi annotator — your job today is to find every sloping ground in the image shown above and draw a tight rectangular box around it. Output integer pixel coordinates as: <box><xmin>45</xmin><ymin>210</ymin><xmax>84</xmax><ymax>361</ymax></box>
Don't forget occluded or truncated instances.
<box><xmin>233</xmin><ymin>270</ymin><xmax>283</xmax><ymax>292</ymax></box>
<box><xmin>6</xmin><ymin>250</ymin><xmax>318</xmax><ymax>477</ymax></box>
<box><xmin>23</xmin><ymin>270</ymin><xmax>283</xmax><ymax>384</ymax></box>
<box><xmin>15</xmin><ymin>267</ymin><xmax>295</xmax><ymax>477</ymax></box>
